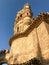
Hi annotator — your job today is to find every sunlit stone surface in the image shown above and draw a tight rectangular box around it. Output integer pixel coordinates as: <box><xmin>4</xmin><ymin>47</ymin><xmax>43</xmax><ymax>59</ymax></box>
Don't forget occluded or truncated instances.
<box><xmin>0</xmin><ymin>3</ymin><xmax>49</xmax><ymax>65</ymax></box>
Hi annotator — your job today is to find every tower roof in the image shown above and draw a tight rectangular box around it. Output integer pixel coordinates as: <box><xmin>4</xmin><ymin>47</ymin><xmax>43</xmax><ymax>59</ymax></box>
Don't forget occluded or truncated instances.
<box><xmin>15</xmin><ymin>3</ymin><xmax>33</xmax><ymax>24</ymax></box>
<box><xmin>24</xmin><ymin>3</ymin><xmax>30</xmax><ymax>9</ymax></box>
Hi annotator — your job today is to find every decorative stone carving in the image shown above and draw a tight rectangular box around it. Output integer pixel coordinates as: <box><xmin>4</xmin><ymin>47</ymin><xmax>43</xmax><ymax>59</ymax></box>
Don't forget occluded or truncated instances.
<box><xmin>14</xmin><ymin>3</ymin><xmax>33</xmax><ymax>35</ymax></box>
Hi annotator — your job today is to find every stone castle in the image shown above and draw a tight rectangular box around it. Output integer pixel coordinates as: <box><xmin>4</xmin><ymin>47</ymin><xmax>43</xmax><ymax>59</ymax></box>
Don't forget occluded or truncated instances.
<box><xmin>0</xmin><ymin>3</ymin><xmax>49</xmax><ymax>65</ymax></box>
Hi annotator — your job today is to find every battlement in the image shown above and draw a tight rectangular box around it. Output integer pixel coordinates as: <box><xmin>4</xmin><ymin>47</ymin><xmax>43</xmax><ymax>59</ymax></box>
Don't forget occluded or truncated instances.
<box><xmin>0</xmin><ymin>49</ymin><xmax>9</xmax><ymax>64</ymax></box>
<box><xmin>0</xmin><ymin>49</ymin><xmax>9</xmax><ymax>55</ymax></box>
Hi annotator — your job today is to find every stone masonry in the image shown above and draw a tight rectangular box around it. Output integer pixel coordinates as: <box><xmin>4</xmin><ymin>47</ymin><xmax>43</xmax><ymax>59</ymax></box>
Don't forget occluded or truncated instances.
<box><xmin>0</xmin><ymin>3</ymin><xmax>49</xmax><ymax>65</ymax></box>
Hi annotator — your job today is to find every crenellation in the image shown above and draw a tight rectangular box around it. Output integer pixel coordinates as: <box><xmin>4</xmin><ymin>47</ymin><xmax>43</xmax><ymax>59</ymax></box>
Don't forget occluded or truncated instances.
<box><xmin>0</xmin><ymin>49</ymin><xmax>9</xmax><ymax>55</ymax></box>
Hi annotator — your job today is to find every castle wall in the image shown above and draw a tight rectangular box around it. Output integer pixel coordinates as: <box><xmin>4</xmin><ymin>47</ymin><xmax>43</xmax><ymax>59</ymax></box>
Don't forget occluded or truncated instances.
<box><xmin>9</xmin><ymin>21</ymin><xmax>49</xmax><ymax>64</ymax></box>
<box><xmin>10</xmin><ymin>28</ymin><xmax>38</xmax><ymax>64</ymax></box>
<box><xmin>37</xmin><ymin>21</ymin><xmax>49</xmax><ymax>61</ymax></box>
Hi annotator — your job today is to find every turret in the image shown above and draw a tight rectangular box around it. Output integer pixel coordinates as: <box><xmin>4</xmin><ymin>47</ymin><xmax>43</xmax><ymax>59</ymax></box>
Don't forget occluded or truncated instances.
<box><xmin>14</xmin><ymin>3</ymin><xmax>33</xmax><ymax>35</ymax></box>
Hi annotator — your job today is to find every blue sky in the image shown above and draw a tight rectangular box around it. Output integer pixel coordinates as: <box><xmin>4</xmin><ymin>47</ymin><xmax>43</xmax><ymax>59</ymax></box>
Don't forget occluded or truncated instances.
<box><xmin>0</xmin><ymin>0</ymin><xmax>49</xmax><ymax>65</ymax></box>
<box><xmin>0</xmin><ymin>0</ymin><xmax>49</xmax><ymax>53</ymax></box>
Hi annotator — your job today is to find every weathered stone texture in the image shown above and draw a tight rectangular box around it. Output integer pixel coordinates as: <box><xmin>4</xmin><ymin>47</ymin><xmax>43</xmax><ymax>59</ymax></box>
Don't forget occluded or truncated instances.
<box><xmin>10</xmin><ymin>28</ymin><xmax>38</xmax><ymax>64</ymax></box>
<box><xmin>0</xmin><ymin>3</ymin><xmax>49</xmax><ymax>65</ymax></box>
<box><xmin>9</xmin><ymin>4</ymin><xmax>49</xmax><ymax>65</ymax></box>
<box><xmin>10</xmin><ymin>21</ymin><xmax>49</xmax><ymax>64</ymax></box>
<box><xmin>37</xmin><ymin>21</ymin><xmax>49</xmax><ymax>60</ymax></box>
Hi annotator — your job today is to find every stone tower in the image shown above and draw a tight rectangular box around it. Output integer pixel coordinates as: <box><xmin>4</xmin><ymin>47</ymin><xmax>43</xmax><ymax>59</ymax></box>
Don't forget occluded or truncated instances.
<box><xmin>0</xmin><ymin>3</ymin><xmax>49</xmax><ymax>65</ymax></box>
<box><xmin>14</xmin><ymin>3</ymin><xmax>33</xmax><ymax>35</ymax></box>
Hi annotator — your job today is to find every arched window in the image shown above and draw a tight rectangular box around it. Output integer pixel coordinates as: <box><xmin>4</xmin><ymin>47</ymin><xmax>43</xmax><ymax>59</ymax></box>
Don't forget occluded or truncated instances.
<box><xmin>27</xmin><ymin>13</ymin><xmax>28</xmax><ymax>15</ymax></box>
<box><xmin>17</xmin><ymin>27</ymin><xmax>19</xmax><ymax>32</ymax></box>
<box><xmin>20</xmin><ymin>14</ymin><xmax>22</xmax><ymax>17</ymax></box>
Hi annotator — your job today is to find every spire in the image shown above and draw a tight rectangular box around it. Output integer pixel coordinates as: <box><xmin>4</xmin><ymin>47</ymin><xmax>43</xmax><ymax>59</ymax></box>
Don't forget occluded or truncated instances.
<box><xmin>15</xmin><ymin>3</ymin><xmax>33</xmax><ymax>23</ymax></box>
<box><xmin>24</xmin><ymin>3</ymin><xmax>31</xmax><ymax>9</ymax></box>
